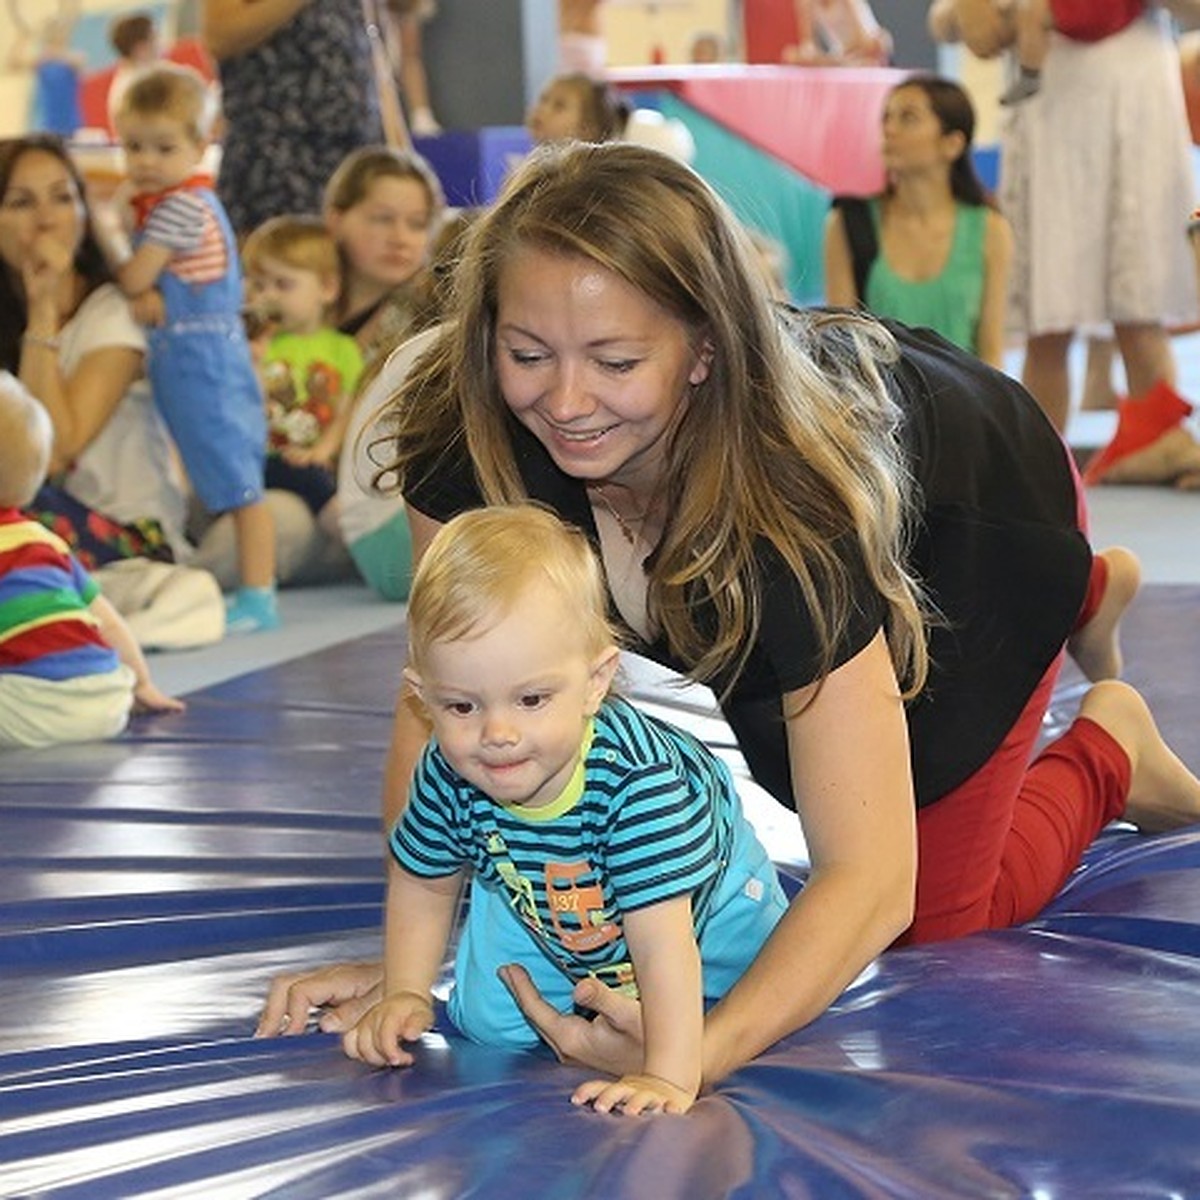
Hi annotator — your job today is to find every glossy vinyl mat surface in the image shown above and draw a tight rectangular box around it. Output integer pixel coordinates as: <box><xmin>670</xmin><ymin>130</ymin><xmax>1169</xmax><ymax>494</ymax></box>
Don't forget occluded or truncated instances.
<box><xmin>2</xmin><ymin>588</ymin><xmax>1199</xmax><ymax>1198</ymax></box>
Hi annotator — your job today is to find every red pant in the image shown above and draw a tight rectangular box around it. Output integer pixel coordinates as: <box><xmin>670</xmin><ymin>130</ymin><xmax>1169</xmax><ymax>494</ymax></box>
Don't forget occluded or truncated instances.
<box><xmin>901</xmin><ymin>555</ymin><xmax>1130</xmax><ymax>944</ymax></box>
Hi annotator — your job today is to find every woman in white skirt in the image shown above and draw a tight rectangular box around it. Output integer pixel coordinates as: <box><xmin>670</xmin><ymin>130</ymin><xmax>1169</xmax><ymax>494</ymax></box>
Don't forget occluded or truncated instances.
<box><xmin>931</xmin><ymin>2</ymin><xmax>1198</xmax><ymax>435</ymax></box>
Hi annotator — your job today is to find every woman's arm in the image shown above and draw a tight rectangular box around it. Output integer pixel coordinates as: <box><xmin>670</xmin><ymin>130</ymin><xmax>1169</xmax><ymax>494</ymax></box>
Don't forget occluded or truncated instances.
<box><xmin>17</xmin><ymin>231</ymin><xmax>145</xmax><ymax>471</ymax></box>
<box><xmin>823</xmin><ymin>208</ymin><xmax>861</xmax><ymax>309</ymax></box>
<box><xmin>501</xmin><ymin>630</ymin><xmax>917</xmax><ymax>1086</ymax></box>
<box><xmin>255</xmin><ymin>420</ymin><xmax>445</xmax><ymax>1036</ymax></box>
<box><xmin>975</xmin><ymin>208</ymin><xmax>1014</xmax><ymax>371</ymax></box>
<box><xmin>200</xmin><ymin>0</ymin><xmax>312</xmax><ymax>60</ymax></box>
<box><xmin>20</xmin><ymin>340</ymin><xmax>144</xmax><ymax>474</ymax></box>
<box><xmin>701</xmin><ymin>631</ymin><xmax>916</xmax><ymax>1082</ymax></box>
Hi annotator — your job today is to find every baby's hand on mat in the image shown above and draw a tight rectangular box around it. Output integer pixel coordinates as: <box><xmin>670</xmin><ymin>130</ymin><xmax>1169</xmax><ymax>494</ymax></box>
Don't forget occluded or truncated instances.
<box><xmin>572</xmin><ymin>1072</ymin><xmax>695</xmax><ymax>1116</ymax></box>
<box><xmin>133</xmin><ymin>681</ymin><xmax>186</xmax><ymax>715</ymax></box>
<box><xmin>342</xmin><ymin>992</ymin><xmax>434</xmax><ymax>1068</ymax></box>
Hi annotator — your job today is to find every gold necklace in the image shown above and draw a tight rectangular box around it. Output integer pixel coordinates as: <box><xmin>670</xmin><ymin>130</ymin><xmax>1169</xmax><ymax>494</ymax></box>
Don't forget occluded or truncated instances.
<box><xmin>587</xmin><ymin>484</ymin><xmax>647</xmax><ymax>547</ymax></box>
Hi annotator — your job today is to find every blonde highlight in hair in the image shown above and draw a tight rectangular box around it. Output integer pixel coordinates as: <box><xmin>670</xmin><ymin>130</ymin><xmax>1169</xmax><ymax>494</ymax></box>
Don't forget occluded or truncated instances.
<box><xmin>407</xmin><ymin>505</ymin><xmax>617</xmax><ymax>670</ymax></box>
<box><xmin>382</xmin><ymin>141</ymin><xmax>928</xmax><ymax>699</ymax></box>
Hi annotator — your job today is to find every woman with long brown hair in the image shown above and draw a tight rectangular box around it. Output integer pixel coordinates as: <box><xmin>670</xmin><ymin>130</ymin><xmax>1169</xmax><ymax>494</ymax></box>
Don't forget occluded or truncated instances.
<box><xmin>260</xmin><ymin>142</ymin><xmax>1199</xmax><ymax>1097</ymax></box>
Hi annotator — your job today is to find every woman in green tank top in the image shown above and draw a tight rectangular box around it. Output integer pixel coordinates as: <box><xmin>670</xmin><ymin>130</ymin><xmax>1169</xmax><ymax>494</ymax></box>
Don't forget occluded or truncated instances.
<box><xmin>824</xmin><ymin>75</ymin><xmax>1013</xmax><ymax>369</ymax></box>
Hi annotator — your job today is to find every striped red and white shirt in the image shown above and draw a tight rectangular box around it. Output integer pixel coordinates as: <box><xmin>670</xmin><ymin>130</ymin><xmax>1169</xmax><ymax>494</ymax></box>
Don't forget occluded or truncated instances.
<box><xmin>136</xmin><ymin>186</ymin><xmax>227</xmax><ymax>286</ymax></box>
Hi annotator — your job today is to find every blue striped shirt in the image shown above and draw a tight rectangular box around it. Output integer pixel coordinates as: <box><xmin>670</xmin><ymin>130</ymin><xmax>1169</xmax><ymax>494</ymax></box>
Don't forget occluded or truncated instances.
<box><xmin>392</xmin><ymin>696</ymin><xmax>740</xmax><ymax>991</ymax></box>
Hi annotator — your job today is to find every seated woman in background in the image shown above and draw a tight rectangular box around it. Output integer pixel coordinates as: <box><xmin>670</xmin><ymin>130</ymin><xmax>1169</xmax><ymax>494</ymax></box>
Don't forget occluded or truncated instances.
<box><xmin>0</xmin><ymin>134</ymin><xmax>226</xmax><ymax>648</ymax></box>
<box><xmin>322</xmin><ymin>145</ymin><xmax>450</xmax><ymax>600</ymax></box>
<box><xmin>824</xmin><ymin>75</ymin><xmax>1013</xmax><ymax>370</ymax></box>
<box><xmin>1</xmin><ymin>134</ymin><xmax>344</xmax><ymax>637</ymax></box>
<box><xmin>325</xmin><ymin>145</ymin><xmax>446</xmax><ymax>369</ymax></box>
<box><xmin>0</xmin><ymin>135</ymin><xmax>191</xmax><ymax>571</ymax></box>
<box><xmin>335</xmin><ymin>209</ymin><xmax>476</xmax><ymax>602</ymax></box>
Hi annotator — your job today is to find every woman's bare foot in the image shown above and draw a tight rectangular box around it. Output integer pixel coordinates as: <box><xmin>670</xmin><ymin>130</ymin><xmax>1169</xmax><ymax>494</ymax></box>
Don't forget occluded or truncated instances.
<box><xmin>1079</xmin><ymin>681</ymin><xmax>1200</xmax><ymax>834</ymax></box>
<box><xmin>1067</xmin><ymin>546</ymin><xmax>1141</xmax><ymax>681</ymax></box>
<box><xmin>1098</xmin><ymin>427</ymin><xmax>1200</xmax><ymax>488</ymax></box>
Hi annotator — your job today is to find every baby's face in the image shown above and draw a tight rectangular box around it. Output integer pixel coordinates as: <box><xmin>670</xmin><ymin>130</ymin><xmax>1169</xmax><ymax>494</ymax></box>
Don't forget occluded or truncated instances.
<box><xmin>118</xmin><ymin>113</ymin><xmax>204</xmax><ymax>194</ymax></box>
<box><xmin>409</xmin><ymin>581</ymin><xmax>616</xmax><ymax>811</ymax></box>
<box><xmin>245</xmin><ymin>255</ymin><xmax>336</xmax><ymax>337</ymax></box>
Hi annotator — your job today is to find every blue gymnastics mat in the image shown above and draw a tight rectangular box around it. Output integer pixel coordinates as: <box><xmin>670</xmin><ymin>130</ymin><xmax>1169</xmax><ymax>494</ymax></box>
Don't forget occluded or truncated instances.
<box><xmin>2</xmin><ymin>589</ymin><xmax>1200</xmax><ymax>1198</ymax></box>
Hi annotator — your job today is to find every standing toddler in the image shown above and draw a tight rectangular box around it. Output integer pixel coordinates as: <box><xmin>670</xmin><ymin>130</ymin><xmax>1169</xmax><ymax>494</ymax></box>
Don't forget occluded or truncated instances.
<box><xmin>106</xmin><ymin>63</ymin><xmax>278</xmax><ymax>634</ymax></box>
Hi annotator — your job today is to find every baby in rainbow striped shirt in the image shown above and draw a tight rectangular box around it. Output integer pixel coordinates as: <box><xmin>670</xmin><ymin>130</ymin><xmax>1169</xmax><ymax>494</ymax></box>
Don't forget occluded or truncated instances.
<box><xmin>0</xmin><ymin>372</ymin><xmax>184</xmax><ymax>749</ymax></box>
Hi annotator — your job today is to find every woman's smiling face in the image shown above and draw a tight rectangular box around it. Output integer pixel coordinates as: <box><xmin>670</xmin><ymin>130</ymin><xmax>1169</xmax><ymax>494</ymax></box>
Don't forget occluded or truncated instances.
<box><xmin>494</xmin><ymin>248</ymin><xmax>710</xmax><ymax>494</ymax></box>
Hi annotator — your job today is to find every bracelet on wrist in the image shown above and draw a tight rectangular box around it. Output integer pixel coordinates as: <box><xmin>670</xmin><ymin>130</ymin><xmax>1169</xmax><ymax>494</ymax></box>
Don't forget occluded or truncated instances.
<box><xmin>22</xmin><ymin>331</ymin><xmax>62</xmax><ymax>351</ymax></box>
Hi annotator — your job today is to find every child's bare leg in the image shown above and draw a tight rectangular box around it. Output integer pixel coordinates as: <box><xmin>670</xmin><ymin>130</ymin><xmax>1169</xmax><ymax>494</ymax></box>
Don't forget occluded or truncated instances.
<box><xmin>234</xmin><ymin>499</ymin><xmax>276</xmax><ymax>590</ymax></box>
<box><xmin>1067</xmin><ymin>546</ymin><xmax>1140</xmax><ymax>682</ymax></box>
<box><xmin>1079</xmin><ymin>681</ymin><xmax>1200</xmax><ymax>834</ymax></box>
<box><xmin>225</xmin><ymin>499</ymin><xmax>280</xmax><ymax>634</ymax></box>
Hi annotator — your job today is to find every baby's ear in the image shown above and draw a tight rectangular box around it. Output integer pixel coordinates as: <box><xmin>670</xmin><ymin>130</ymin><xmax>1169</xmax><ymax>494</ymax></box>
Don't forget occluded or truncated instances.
<box><xmin>586</xmin><ymin>645</ymin><xmax>621</xmax><ymax>712</ymax></box>
<box><xmin>402</xmin><ymin>665</ymin><xmax>424</xmax><ymax>698</ymax></box>
<box><xmin>319</xmin><ymin>272</ymin><xmax>341</xmax><ymax>307</ymax></box>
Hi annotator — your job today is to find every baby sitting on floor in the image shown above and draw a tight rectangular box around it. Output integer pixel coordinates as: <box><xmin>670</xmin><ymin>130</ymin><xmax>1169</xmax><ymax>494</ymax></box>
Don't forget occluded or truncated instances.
<box><xmin>0</xmin><ymin>372</ymin><xmax>184</xmax><ymax>749</ymax></box>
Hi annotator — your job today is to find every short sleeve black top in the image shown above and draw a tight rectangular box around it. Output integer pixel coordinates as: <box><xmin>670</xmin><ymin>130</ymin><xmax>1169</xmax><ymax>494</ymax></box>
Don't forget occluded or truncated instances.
<box><xmin>404</xmin><ymin>319</ymin><xmax>1091</xmax><ymax>810</ymax></box>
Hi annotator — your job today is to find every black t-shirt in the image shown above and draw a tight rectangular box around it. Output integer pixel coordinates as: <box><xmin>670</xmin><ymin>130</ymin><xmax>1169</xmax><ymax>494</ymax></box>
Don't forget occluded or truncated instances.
<box><xmin>403</xmin><ymin>319</ymin><xmax>1091</xmax><ymax>810</ymax></box>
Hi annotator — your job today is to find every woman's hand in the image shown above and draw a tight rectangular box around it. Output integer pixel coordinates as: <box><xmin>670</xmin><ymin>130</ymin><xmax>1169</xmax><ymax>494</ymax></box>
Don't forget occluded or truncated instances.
<box><xmin>255</xmin><ymin>960</ymin><xmax>385</xmax><ymax>1036</ymax></box>
<box><xmin>498</xmin><ymin>963</ymin><xmax>646</xmax><ymax>1077</ymax></box>
<box><xmin>21</xmin><ymin>231</ymin><xmax>74</xmax><ymax>320</ymax></box>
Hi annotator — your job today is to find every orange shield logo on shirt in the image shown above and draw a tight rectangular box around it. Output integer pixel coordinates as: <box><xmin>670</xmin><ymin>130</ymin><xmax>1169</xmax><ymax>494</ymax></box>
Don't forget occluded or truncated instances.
<box><xmin>544</xmin><ymin>861</ymin><xmax>620</xmax><ymax>952</ymax></box>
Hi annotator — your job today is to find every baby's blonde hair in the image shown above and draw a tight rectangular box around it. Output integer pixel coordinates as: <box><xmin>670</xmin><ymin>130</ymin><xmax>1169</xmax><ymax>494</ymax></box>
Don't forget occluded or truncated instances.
<box><xmin>0</xmin><ymin>372</ymin><xmax>52</xmax><ymax>508</ymax></box>
<box><xmin>242</xmin><ymin>215</ymin><xmax>342</xmax><ymax>282</ymax></box>
<box><xmin>117</xmin><ymin>63</ymin><xmax>216</xmax><ymax>143</ymax></box>
<box><xmin>407</xmin><ymin>505</ymin><xmax>616</xmax><ymax>670</ymax></box>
